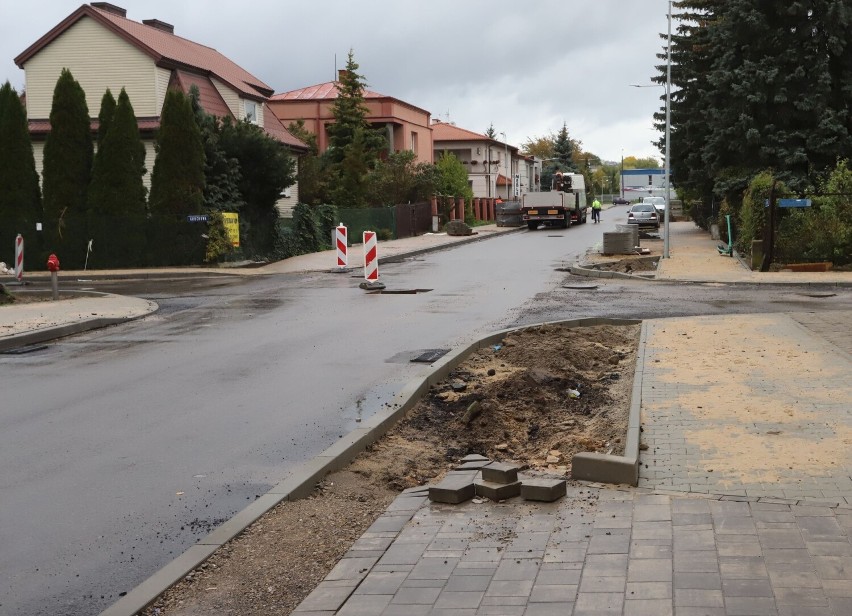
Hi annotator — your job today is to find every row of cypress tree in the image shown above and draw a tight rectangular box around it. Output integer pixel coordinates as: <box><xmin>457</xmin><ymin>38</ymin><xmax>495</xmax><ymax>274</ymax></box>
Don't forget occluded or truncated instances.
<box><xmin>0</xmin><ymin>67</ymin><xmax>296</xmax><ymax>268</ymax></box>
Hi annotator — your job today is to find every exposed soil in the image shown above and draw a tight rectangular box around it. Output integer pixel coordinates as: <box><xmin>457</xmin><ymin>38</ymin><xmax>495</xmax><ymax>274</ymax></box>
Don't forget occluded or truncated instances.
<box><xmin>141</xmin><ymin>323</ymin><xmax>640</xmax><ymax>616</ymax></box>
<box><xmin>590</xmin><ymin>257</ymin><xmax>659</xmax><ymax>274</ymax></box>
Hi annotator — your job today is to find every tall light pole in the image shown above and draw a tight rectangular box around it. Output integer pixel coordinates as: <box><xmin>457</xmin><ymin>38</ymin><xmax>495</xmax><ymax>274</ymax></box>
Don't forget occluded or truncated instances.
<box><xmin>629</xmin><ymin>0</ymin><xmax>673</xmax><ymax>258</ymax></box>
<box><xmin>663</xmin><ymin>0</ymin><xmax>672</xmax><ymax>259</ymax></box>
<box><xmin>500</xmin><ymin>131</ymin><xmax>509</xmax><ymax>199</ymax></box>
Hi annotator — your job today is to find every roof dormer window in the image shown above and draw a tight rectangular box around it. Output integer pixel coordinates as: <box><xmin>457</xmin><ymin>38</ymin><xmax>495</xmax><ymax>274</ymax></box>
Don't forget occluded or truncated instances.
<box><xmin>245</xmin><ymin>100</ymin><xmax>258</xmax><ymax>124</ymax></box>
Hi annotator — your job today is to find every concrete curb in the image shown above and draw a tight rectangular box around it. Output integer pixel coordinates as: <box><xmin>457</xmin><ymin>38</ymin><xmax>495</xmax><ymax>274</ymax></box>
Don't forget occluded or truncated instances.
<box><xmin>570</xmin><ymin>258</ymin><xmax>660</xmax><ymax>282</ymax></box>
<box><xmin>99</xmin><ymin>316</ymin><xmax>642</xmax><ymax>616</ymax></box>
<box><xmin>0</xmin><ymin>294</ymin><xmax>159</xmax><ymax>352</ymax></box>
<box><xmin>571</xmin><ymin>320</ymin><xmax>648</xmax><ymax>486</ymax></box>
<box><xmin>377</xmin><ymin>226</ymin><xmax>526</xmax><ymax>265</ymax></box>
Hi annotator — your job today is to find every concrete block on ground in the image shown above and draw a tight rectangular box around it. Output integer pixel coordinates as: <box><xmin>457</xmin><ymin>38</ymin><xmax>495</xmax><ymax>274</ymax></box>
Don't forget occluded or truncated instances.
<box><xmin>572</xmin><ymin>452</ymin><xmax>638</xmax><ymax>486</ymax></box>
<box><xmin>456</xmin><ymin>459</ymin><xmax>492</xmax><ymax>470</ymax></box>
<box><xmin>429</xmin><ymin>476</ymin><xmax>476</xmax><ymax>504</ymax></box>
<box><xmin>521</xmin><ymin>478</ymin><xmax>567</xmax><ymax>502</ymax></box>
<box><xmin>475</xmin><ymin>479</ymin><xmax>521</xmax><ymax>501</ymax></box>
<box><xmin>481</xmin><ymin>461</ymin><xmax>520</xmax><ymax>484</ymax></box>
<box><xmin>461</xmin><ymin>454</ymin><xmax>491</xmax><ymax>463</ymax></box>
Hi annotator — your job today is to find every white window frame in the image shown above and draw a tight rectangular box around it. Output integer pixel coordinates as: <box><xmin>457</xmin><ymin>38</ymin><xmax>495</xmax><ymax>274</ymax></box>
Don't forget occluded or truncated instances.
<box><xmin>244</xmin><ymin>100</ymin><xmax>258</xmax><ymax>124</ymax></box>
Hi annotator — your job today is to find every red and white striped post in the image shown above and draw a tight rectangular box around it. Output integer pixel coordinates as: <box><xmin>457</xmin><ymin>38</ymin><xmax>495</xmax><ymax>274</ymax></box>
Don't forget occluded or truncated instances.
<box><xmin>363</xmin><ymin>230</ymin><xmax>379</xmax><ymax>282</ymax></box>
<box><xmin>14</xmin><ymin>234</ymin><xmax>23</xmax><ymax>282</ymax></box>
<box><xmin>335</xmin><ymin>223</ymin><xmax>348</xmax><ymax>269</ymax></box>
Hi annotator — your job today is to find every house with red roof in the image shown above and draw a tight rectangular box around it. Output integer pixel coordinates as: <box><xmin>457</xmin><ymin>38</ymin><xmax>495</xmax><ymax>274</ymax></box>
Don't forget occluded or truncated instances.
<box><xmin>15</xmin><ymin>2</ymin><xmax>308</xmax><ymax>215</ymax></box>
<box><xmin>431</xmin><ymin>120</ymin><xmax>533</xmax><ymax>200</ymax></box>
<box><xmin>268</xmin><ymin>72</ymin><xmax>433</xmax><ymax>165</ymax></box>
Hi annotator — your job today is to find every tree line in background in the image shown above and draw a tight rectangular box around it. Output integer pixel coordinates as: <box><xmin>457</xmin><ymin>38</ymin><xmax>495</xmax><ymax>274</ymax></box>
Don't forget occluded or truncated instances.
<box><xmin>0</xmin><ymin>68</ymin><xmax>295</xmax><ymax>270</ymax></box>
<box><xmin>661</xmin><ymin>0</ymin><xmax>852</xmax><ymax>267</ymax></box>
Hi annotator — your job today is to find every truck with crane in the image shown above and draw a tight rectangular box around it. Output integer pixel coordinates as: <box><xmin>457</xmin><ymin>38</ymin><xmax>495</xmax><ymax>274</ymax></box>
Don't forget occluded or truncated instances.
<box><xmin>521</xmin><ymin>172</ymin><xmax>588</xmax><ymax>230</ymax></box>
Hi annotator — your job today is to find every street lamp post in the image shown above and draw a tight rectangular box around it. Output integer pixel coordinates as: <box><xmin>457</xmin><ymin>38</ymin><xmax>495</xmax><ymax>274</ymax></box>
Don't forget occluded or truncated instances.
<box><xmin>663</xmin><ymin>0</ymin><xmax>672</xmax><ymax>259</ymax></box>
<box><xmin>629</xmin><ymin>0</ymin><xmax>673</xmax><ymax>257</ymax></box>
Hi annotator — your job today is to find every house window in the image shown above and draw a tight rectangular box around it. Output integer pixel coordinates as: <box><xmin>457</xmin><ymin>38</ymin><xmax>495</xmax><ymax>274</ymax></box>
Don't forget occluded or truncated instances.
<box><xmin>245</xmin><ymin>100</ymin><xmax>258</xmax><ymax>124</ymax></box>
<box><xmin>410</xmin><ymin>131</ymin><xmax>418</xmax><ymax>152</ymax></box>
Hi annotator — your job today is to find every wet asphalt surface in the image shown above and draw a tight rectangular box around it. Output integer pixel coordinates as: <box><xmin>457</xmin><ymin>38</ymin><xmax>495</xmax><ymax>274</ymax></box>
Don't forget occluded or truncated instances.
<box><xmin>2</xmin><ymin>226</ymin><xmax>851</xmax><ymax>616</ymax></box>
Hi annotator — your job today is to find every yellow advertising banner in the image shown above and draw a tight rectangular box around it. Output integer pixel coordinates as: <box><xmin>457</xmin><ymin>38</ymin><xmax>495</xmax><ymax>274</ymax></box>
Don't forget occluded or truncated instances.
<box><xmin>222</xmin><ymin>212</ymin><xmax>240</xmax><ymax>247</ymax></box>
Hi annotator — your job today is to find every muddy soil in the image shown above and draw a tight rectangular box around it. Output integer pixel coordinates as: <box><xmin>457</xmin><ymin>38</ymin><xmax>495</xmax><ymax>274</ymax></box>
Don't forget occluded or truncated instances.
<box><xmin>143</xmin><ymin>323</ymin><xmax>640</xmax><ymax>616</ymax></box>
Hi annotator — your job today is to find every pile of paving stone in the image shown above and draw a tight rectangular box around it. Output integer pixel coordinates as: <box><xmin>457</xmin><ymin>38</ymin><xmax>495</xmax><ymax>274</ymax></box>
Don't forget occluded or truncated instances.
<box><xmin>428</xmin><ymin>454</ymin><xmax>566</xmax><ymax>504</ymax></box>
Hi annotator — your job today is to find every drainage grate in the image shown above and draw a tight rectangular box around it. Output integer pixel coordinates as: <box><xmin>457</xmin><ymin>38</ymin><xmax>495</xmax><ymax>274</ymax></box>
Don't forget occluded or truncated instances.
<box><xmin>411</xmin><ymin>349</ymin><xmax>450</xmax><ymax>363</ymax></box>
<box><xmin>1</xmin><ymin>344</ymin><xmax>48</xmax><ymax>355</ymax></box>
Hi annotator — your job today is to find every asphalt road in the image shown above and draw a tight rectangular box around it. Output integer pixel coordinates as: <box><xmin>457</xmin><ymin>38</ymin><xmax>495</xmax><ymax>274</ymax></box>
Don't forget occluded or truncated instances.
<box><xmin>2</xmin><ymin>218</ymin><xmax>851</xmax><ymax>616</ymax></box>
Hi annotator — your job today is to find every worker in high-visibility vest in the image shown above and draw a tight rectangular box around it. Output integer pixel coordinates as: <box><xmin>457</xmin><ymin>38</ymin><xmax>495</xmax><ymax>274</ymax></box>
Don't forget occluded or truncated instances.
<box><xmin>591</xmin><ymin>198</ymin><xmax>602</xmax><ymax>223</ymax></box>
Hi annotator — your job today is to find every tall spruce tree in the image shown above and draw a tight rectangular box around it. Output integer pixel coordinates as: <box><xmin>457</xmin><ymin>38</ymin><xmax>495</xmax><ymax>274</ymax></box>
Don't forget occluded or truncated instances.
<box><xmin>666</xmin><ymin>0</ymin><xmax>852</xmax><ymax>200</ymax></box>
<box><xmin>87</xmin><ymin>87</ymin><xmax>146</xmax><ymax>216</ymax></box>
<box><xmin>42</xmin><ymin>68</ymin><xmax>93</xmax><ymax>223</ymax></box>
<box><xmin>149</xmin><ymin>88</ymin><xmax>205</xmax><ymax>217</ymax></box>
<box><xmin>0</xmin><ymin>82</ymin><xmax>42</xmax><ymax>225</ymax></box>
<box><xmin>219</xmin><ymin>118</ymin><xmax>295</xmax><ymax>257</ymax></box>
<box><xmin>188</xmin><ymin>86</ymin><xmax>244</xmax><ymax>213</ymax></box>
<box><xmin>325</xmin><ymin>50</ymin><xmax>386</xmax><ymax>167</ymax></box>
<box><xmin>96</xmin><ymin>88</ymin><xmax>116</xmax><ymax>150</ymax></box>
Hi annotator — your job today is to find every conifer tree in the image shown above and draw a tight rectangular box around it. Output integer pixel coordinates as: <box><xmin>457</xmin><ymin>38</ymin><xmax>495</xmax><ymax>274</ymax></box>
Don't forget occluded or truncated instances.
<box><xmin>325</xmin><ymin>50</ymin><xmax>386</xmax><ymax>166</ymax></box>
<box><xmin>149</xmin><ymin>88</ymin><xmax>205</xmax><ymax>217</ymax></box>
<box><xmin>96</xmin><ymin>88</ymin><xmax>116</xmax><ymax>150</ymax></box>
<box><xmin>87</xmin><ymin>88</ymin><xmax>146</xmax><ymax>216</ymax></box>
<box><xmin>0</xmin><ymin>82</ymin><xmax>42</xmax><ymax>224</ymax></box>
<box><xmin>188</xmin><ymin>85</ymin><xmax>244</xmax><ymax>213</ymax></box>
<box><xmin>42</xmin><ymin>68</ymin><xmax>93</xmax><ymax>222</ymax></box>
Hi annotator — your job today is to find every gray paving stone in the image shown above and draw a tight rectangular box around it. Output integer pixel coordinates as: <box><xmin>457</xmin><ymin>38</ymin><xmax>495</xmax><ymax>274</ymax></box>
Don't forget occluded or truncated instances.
<box><xmin>623</xmin><ymin>598</ymin><xmax>674</xmax><ymax>616</ymax></box>
<box><xmin>353</xmin><ymin>571</ymin><xmax>407</xmax><ymax>595</ymax></box>
<box><xmin>335</xmin><ymin>592</ymin><xmax>391</xmax><ymax>615</ymax></box>
<box><xmin>390</xmin><ymin>587</ymin><xmax>443</xmax><ymax>605</ymax></box>
<box><xmin>574</xmin><ymin>591</ymin><xmax>624</xmax><ymax>613</ymax></box>
<box><xmin>673</xmin><ymin>571</ymin><xmax>721</xmax><ymax>590</ymax></box>
<box><xmin>523</xmin><ymin>602</ymin><xmax>574</xmax><ymax>615</ymax></box>
<box><xmin>721</xmin><ymin>577</ymin><xmax>774</xmax><ymax>597</ymax></box>
<box><xmin>773</xmin><ymin>586</ymin><xmax>829</xmax><ymax>607</ymax></box>
<box><xmin>433</xmin><ymin>590</ymin><xmax>484</xmax><ymax>609</ymax></box>
<box><xmin>723</xmin><ymin>596</ymin><xmax>778</xmax><ymax>616</ymax></box>
<box><xmin>766</xmin><ymin>563</ymin><xmax>822</xmax><ymax>588</ymax></box>
<box><xmin>407</xmin><ymin>555</ymin><xmax>459</xmax><ymax>580</ymax></box>
<box><xmin>527</xmin><ymin>583</ymin><xmax>578</xmax><ymax>603</ymax></box>
<box><xmin>534</xmin><ymin>568</ymin><xmax>581</xmax><ymax>585</ymax></box>
<box><xmin>445</xmin><ymin>575</ymin><xmax>491</xmax><ymax>592</ymax></box>
<box><xmin>627</xmin><ymin>558</ymin><xmax>673</xmax><ymax>583</ymax></box>
<box><xmin>579</xmin><ymin>575</ymin><xmax>625</xmax><ymax>593</ymax></box>
<box><xmin>673</xmin><ymin>588</ymin><xmax>724</xmax><ymax>608</ymax></box>
<box><xmin>484</xmin><ymin>579</ymin><xmax>533</xmax><ymax>597</ymax></box>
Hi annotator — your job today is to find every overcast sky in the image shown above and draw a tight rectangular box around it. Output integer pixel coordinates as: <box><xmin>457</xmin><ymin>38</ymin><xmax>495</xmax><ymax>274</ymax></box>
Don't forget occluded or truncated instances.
<box><xmin>1</xmin><ymin>1</ymin><xmax>673</xmax><ymax>164</ymax></box>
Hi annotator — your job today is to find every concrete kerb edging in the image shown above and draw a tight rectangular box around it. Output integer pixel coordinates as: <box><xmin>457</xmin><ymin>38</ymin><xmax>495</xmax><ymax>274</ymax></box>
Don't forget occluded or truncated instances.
<box><xmin>571</xmin><ymin>320</ymin><xmax>647</xmax><ymax>486</ymax></box>
<box><xmin>377</xmin><ymin>226</ymin><xmax>526</xmax><ymax>265</ymax></box>
<box><xmin>100</xmin><ymin>316</ymin><xmax>642</xmax><ymax>616</ymax></box>
<box><xmin>570</xmin><ymin>260</ymin><xmax>660</xmax><ymax>282</ymax></box>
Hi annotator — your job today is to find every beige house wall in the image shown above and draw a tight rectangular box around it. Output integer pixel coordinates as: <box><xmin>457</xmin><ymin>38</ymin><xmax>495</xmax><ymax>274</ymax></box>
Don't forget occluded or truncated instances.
<box><xmin>155</xmin><ymin>66</ymin><xmax>172</xmax><ymax>114</ymax></box>
<box><xmin>23</xmin><ymin>16</ymin><xmax>159</xmax><ymax>119</ymax></box>
<box><xmin>30</xmin><ymin>139</ymin><xmax>156</xmax><ymax>190</ymax></box>
<box><xmin>211</xmin><ymin>77</ymin><xmax>241</xmax><ymax>120</ymax></box>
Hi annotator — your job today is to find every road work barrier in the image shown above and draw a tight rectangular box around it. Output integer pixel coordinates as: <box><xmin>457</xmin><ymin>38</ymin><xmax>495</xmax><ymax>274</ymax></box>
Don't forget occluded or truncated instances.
<box><xmin>14</xmin><ymin>234</ymin><xmax>23</xmax><ymax>282</ymax></box>
<box><xmin>363</xmin><ymin>231</ymin><xmax>378</xmax><ymax>281</ymax></box>
<box><xmin>335</xmin><ymin>224</ymin><xmax>348</xmax><ymax>269</ymax></box>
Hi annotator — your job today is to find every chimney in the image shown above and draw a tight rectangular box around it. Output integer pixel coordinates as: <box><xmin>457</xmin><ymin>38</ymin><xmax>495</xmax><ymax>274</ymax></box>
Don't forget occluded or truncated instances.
<box><xmin>91</xmin><ymin>3</ymin><xmax>127</xmax><ymax>17</ymax></box>
<box><xmin>337</xmin><ymin>69</ymin><xmax>349</xmax><ymax>82</ymax></box>
<box><xmin>143</xmin><ymin>18</ymin><xmax>175</xmax><ymax>34</ymax></box>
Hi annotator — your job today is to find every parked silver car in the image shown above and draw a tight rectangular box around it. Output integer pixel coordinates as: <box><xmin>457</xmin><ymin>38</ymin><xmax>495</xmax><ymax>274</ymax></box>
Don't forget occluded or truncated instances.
<box><xmin>627</xmin><ymin>203</ymin><xmax>660</xmax><ymax>230</ymax></box>
<box><xmin>642</xmin><ymin>196</ymin><xmax>667</xmax><ymax>217</ymax></box>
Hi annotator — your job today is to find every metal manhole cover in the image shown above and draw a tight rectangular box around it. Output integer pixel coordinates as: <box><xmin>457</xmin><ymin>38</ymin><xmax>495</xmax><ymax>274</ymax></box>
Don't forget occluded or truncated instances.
<box><xmin>411</xmin><ymin>349</ymin><xmax>450</xmax><ymax>363</ymax></box>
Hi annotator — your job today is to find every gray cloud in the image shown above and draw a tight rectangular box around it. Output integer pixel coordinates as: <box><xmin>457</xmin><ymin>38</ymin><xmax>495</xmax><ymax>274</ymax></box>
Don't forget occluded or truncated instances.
<box><xmin>1</xmin><ymin>0</ymin><xmax>672</xmax><ymax>162</ymax></box>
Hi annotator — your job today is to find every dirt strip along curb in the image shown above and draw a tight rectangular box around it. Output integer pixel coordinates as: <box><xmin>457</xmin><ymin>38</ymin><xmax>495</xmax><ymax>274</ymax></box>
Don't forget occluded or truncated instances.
<box><xmin>99</xmin><ymin>316</ymin><xmax>640</xmax><ymax>616</ymax></box>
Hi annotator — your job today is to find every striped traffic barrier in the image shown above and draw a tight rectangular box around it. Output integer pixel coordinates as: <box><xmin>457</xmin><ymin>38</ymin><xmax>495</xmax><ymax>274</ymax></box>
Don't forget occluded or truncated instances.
<box><xmin>14</xmin><ymin>234</ymin><xmax>23</xmax><ymax>282</ymax></box>
<box><xmin>363</xmin><ymin>230</ymin><xmax>378</xmax><ymax>282</ymax></box>
<box><xmin>335</xmin><ymin>224</ymin><xmax>348</xmax><ymax>269</ymax></box>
